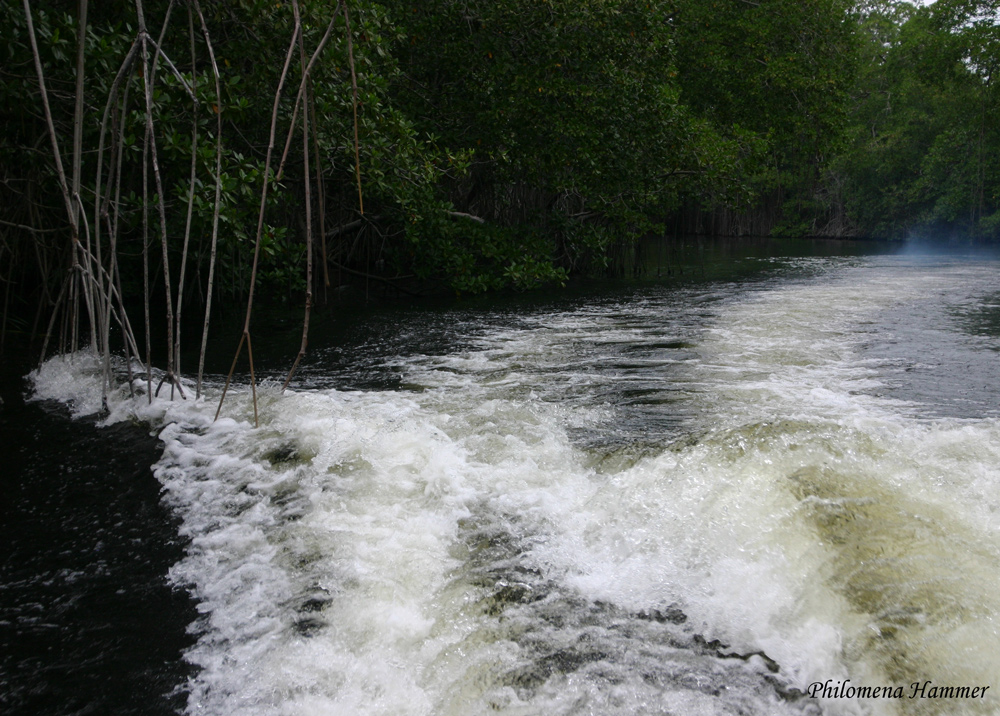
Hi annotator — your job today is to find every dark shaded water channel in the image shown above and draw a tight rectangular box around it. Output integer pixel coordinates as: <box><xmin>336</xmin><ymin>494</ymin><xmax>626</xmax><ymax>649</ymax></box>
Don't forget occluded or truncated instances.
<box><xmin>0</xmin><ymin>371</ymin><xmax>196</xmax><ymax>715</ymax></box>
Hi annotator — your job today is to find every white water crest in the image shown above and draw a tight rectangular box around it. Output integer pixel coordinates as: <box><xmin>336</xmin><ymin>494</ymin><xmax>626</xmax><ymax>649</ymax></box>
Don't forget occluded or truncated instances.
<box><xmin>30</xmin><ymin>255</ymin><xmax>1000</xmax><ymax>715</ymax></box>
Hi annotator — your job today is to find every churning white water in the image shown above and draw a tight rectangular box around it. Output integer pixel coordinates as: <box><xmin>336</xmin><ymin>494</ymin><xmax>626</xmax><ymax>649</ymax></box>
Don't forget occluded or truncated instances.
<box><xmin>31</xmin><ymin>254</ymin><xmax>1000</xmax><ymax>715</ymax></box>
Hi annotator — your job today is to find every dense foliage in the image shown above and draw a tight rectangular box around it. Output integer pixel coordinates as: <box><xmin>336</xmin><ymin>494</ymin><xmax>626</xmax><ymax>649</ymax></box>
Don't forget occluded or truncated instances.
<box><xmin>2</xmin><ymin>0</ymin><xmax>999</xmax><ymax>353</ymax></box>
<box><xmin>838</xmin><ymin>0</ymin><xmax>1000</xmax><ymax>239</ymax></box>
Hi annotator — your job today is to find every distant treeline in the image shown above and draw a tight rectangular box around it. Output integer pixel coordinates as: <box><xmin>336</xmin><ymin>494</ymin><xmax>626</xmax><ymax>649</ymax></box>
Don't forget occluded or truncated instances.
<box><xmin>1</xmin><ymin>0</ymin><xmax>998</xmax><ymax>332</ymax></box>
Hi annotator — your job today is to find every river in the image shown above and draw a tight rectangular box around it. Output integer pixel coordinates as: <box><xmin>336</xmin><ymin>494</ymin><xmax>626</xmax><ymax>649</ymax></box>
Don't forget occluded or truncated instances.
<box><xmin>5</xmin><ymin>240</ymin><xmax>1000</xmax><ymax>715</ymax></box>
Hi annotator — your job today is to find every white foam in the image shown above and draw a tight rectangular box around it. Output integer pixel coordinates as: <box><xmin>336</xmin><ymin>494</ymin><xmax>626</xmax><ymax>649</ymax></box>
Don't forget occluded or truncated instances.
<box><xmin>29</xmin><ymin>255</ymin><xmax>1000</xmax><ymax>715</ymax></box>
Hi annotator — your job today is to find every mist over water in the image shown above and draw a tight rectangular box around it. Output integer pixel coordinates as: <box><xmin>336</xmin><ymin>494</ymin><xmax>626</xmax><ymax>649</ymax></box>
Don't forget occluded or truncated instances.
<box><xmin>26</xmin><ymin>252</ymin><xmax>1000</xmax><ymax>715</ymax></box>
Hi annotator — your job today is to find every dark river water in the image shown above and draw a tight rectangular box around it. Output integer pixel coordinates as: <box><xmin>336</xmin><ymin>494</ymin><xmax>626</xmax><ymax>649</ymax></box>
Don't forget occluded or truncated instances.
<box><xmin>4</xmin><ymin>239</ymin><xmax>1000</xmax><ymax>716</ymax></box>
<box><xmin>0</xmin><ymin>368</ymin><xmax>196</xmax><ymax>714</ymax></box>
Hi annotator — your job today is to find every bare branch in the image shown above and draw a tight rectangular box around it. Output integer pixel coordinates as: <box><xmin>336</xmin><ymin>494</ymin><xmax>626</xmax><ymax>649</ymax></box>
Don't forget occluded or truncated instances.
<box><xmin>22</xmin><ymin>0</ymin><xmax>77</xmax><ymax>233</ymax></box>
<box><xmin>218</xmin><ymin>7</ymin><xmax>302</xmax><ymax>426</ymax></box>
<box><xmin>447</xmin><ymin>210</ymin><xmax>486</xmax><ymax>223</ymax></box>
<box><xmin>193</xmin><ymin>0</ymin><xmax>222</xmax><ymax>399</ymax></box>
<box><xmin>344</xmin><ymin>2</ymin><xmax>364</xmax><ymax>215</ymax></box>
